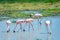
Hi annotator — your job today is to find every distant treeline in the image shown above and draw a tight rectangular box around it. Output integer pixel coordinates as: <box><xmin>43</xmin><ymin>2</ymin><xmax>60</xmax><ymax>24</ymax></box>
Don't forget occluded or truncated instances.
<box><xmin>0</xmin><ymin>0</ymin><xmax>60</xmax><ymax>3</ymax></box>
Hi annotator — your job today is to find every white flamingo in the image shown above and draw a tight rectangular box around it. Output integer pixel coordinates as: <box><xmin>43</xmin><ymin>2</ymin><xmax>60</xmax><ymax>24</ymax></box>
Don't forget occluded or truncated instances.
<box><xmin>6</xmin><ymin>20</ymin><xmax>11</xmax><ymax>32</ymax></box>
<box><xmin>13</xmin><ymin>19</ymin><xmax>25</xmax><ymax>32</ymax></box>
<box><xmin>25</xmin><ymin>18</ymin><xmax>34</xmax><ymax>31</ymax></box>
<box><xmin>45</xmin><ymin>20</ymin><xmax>52</xmax><ymax>34</ymax></box>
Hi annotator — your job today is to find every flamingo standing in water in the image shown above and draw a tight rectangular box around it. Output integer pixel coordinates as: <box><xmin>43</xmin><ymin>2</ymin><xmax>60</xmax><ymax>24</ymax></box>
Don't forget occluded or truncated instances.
<box><xmin>34</xmin><ymin>14</ymin><xmax>42</xmax><ymax>25</ymax></box>
<box><xmin>25</xmin><ymin>18</ymin><xmax>34</xmax><ymax>31</ymax></box>
<box><xmin>45</xmin><ymin>20</ymin><xmax>52</xmax><ymax>34</ymax></box>
<box><xmin>13</xmin><ymin>19</ymin><xmax>25</xmax><ymax>32</ymax></box>
<box><xmin>6</xmin><ymin>20</ymin><xmax>11</xmax><ymax>32</ymax></box>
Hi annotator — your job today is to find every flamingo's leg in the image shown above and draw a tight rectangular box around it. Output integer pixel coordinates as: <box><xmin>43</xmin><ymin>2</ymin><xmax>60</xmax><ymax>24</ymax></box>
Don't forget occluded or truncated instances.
<box><xmin>30</xmin><ymin>23</ymin><xmax>34</xmax><ymax>31</ymax></box>
<box><xmin>27</xmin><ymin>23</ymin><xmax>30</xmax><ymax>31</ymax></box>
<box><xmin>29</xmin><ymin>23</ymin><xmax>30</xmax><ymax>31</ymax></box>
<box><xmin>47</xmin><ymin>26</ymin><xmax>52</xmax><ymax>34</ymax></box>
<box><xmin>13</xmin><ymin>24</ymin><xmax>17</xmax><ymax>32</ymax></box>
<box><xmin>20</xmin><ymin>24</ymin><xmax>22</xmax><ymax>31</ymax></box>
<box><xmin>38</xmin><ymin>19</ymin><xmax>41</xmax><ymax>25</ymax></box>
<box><xmin>7</xmin><ymin>26</ymin><xmax>10</xmax><ymax>32</ymax></box>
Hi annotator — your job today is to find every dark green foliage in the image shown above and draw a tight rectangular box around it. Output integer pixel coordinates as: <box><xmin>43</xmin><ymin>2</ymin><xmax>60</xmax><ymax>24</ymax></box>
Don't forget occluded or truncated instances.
<box><xmin>0</xmin><ymin>0</ymin><xmax>60</xmax><ymax>3</ymax></box>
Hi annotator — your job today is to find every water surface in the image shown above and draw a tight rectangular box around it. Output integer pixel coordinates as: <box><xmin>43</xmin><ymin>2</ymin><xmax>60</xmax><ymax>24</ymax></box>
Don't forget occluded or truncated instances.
<box><xmin>0</xmin><ymin>16</ymin><xmax>60</xmax><ymax>40</ymax></box>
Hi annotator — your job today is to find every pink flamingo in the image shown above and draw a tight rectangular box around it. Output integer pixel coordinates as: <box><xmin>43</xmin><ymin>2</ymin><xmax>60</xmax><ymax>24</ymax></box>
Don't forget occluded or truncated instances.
<box><xmin>45</xmin><ymin>20</ymin><xmax>52</xmax><ymax>34</ymax></box>
<box><xmin>25</xmin><ymin>18</ymin><xmax>34</xmax><ymax>31</ymax></box>
<box><xmin>13</xmin><ymin>19</ymin><xmax>25</xmax><ymax>32</ymax></box>
<box><xmin>34</xmin><ymin>14</ymin><xmax>42</xmax><ymax>18</ymax></box>
<box><xmin>6</xmin><ymin>20</ymin><xmax>11</xmax><ymax>32</ymax></box>
<box><xmin>34</xmin><ymin>14</ymin><xmax>42</xmax><ymax>25</ymax></box>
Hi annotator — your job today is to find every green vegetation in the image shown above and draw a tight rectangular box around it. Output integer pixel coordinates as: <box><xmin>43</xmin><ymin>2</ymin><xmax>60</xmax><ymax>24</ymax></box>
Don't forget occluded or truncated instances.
<box><xmin>0</xmin><ymin>11</ymin><xmax>32</xmax><ymax>18</ymax></box>
<box><xmin>0</xmin><ymin>2</ymin><xmax>60</xmax><ymax>11</ymax></box>
<box><xmin>0</xmin><ymin>0</ymin><xmax>60</xmax><ymax>3</ymax></box>
<box><xmin>0</xmin><ymin>0</ymin><xmax>60</xmax><ymax>18</ymax></box>
<box><xmin>0</xmin><ymin>11</ymin><xmax>60</xmax><ymax>18</ymax></box>
<box><xmin>42</xmin><ymin>12</ymin><xmax>60</xmax><ymax>17</ymax></box>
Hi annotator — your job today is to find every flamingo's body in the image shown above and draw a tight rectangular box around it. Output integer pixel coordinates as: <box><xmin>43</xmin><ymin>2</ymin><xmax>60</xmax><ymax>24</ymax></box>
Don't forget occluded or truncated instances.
<box><xmin>26</xmin><ymin>18</ymin><xmax>34</xmax><ymax>31</ymax></box>
<box><xmin>34</xmin><ymin>14</ymin><xmax>42</xmax><ymax>18</ymax></box>
<box><xmin>45</xmin><ymin>20</ymin><xmax>51</xmax><ymax>26</ymax></box>
<box><xmin>6</xmin><ymin>20</ymin><xmax>11</xmax><ymax>32</ymax></box>
<box><xmin>26</xmin><ymin>18</ymin><xmax>33</xmax><ymax>23</ymax></box>
<box><xmin>6</xmin><ymin>20</ymin><xmax>11</xmax><ymax>26</ymax></box>
<box><xmin>16</xmin><ymin>19</ymin><xmax>25</xmax><ymax>24</ymax></box>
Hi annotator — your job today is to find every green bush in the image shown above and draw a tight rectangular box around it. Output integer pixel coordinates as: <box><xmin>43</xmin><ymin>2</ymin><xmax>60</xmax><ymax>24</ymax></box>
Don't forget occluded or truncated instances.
<box><xmin>0</xmin><ymin>0</ymin><xmax>60</xmax><ymax>3</ymax></box>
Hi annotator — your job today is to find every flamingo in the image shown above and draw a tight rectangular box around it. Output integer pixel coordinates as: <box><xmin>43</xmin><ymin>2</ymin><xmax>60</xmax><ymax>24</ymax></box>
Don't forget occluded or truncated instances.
<box><xmin>34</xmin><ymin>14</ymin><xmax>43</xmax><ymax>25</ymax></box>
<box><xmin>45</xmin><ymin>20</ymin><xmax>52</xmax><ymax>34</ymax></box>
<box><xmin>13</xmin><ymin>19</ymin><xmax>25</xmax><ymax>32</ymax></box>
<box><xmin>6</xmin><ymin>20</ymin><xmax>11</xmax><ymax>32</ymax></box>
<box><xmin>34</xmin><ymin>14</ymin><xmax>42</xmax><ymax>18</ymax></box>
<box><xmin>25</xmin><ymin>18</ymin><xmax>34</xmax><ymax>31</ymax></box>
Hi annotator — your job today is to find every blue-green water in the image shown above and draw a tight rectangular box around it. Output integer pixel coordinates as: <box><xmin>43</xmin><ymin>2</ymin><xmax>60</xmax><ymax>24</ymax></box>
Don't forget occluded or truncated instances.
<box><xmin>0</xmin><ymin>16</ymin><xmax>60</xmax><ymax>40</ymax></box>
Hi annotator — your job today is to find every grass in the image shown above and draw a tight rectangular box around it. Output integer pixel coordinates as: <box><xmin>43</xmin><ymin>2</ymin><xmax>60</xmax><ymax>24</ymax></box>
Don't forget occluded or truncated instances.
<box><xmin>0</xmin><ymin>11</ymin><xmax>60</xmax><ymax>18</ymax></box>
<box><xmin>0</xmin><ymin>2</ymin><xmax>60</xmax><ymax>11</ymax></box>
<box><xmin>0</xmin><ymin>2</ymin><xmax>60</xmax><ymax>18</ymax></box>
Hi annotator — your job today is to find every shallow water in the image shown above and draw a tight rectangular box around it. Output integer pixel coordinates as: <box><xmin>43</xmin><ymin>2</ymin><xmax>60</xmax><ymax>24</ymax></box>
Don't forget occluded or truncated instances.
<box><xmin>0</xmin><ymin>16</ymin><xmax>60</xmax><ymax>40</ymax></box>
